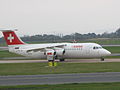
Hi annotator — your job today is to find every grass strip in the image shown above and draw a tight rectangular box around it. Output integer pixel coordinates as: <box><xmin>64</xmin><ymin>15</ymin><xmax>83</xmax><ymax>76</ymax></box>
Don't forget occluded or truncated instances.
<box><xmin>1</xmin><ymin>82</ymin><xmax>120</xmax><ymax>90</ymax></box>
<box><xmin>0</xmin><ymin>62</ymin><xmax>120</xmax><ymax>75</ymax></box>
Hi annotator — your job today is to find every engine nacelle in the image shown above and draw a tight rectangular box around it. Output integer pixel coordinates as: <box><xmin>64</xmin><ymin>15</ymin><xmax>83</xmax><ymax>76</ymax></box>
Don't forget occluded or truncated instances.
<box><xmin>54</xmin><ymin>48</ymin><xmax>65</xmax><ymax>56</ymax></box>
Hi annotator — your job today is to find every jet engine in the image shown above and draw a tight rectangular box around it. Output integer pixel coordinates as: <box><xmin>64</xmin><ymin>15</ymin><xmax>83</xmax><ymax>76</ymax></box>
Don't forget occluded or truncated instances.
<box><xmin>45</xmin><ymin>48</ymin><xmax>65</xmax><ymax>61</ymax></box>
<box><xmin>54</xmin><ymin>48</ymin><xmax>65</xmax><ymax>56</ymax></box>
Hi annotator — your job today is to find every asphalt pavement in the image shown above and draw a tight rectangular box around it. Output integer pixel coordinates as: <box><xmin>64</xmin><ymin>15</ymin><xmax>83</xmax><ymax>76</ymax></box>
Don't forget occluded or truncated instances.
<box><xmin>0</xmin><ymin>72</ymin><xmax>120</xmax><ymax>86</ymax></box>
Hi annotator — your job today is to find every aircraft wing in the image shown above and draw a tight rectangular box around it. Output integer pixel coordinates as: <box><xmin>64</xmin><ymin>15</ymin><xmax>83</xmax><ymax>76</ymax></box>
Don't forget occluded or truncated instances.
<box><xmin>26</xmin><ymin>44</ymin><xmax>66</xmax><ymax>53</ymax></box>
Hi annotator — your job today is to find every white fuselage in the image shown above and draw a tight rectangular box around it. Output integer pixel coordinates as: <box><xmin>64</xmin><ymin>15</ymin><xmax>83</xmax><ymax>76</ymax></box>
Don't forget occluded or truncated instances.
<box><xmin>8</xmin><ymin>43</ymin><xmax>111</xmax><ymax>59</ymax></box>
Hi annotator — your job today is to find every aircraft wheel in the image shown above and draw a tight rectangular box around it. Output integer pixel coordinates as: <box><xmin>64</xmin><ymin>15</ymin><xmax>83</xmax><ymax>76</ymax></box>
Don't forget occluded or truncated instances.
<box><xmin>101</xmin><ymin>58</ymin><xmax>104</xmax><ymax>61</ymax></box>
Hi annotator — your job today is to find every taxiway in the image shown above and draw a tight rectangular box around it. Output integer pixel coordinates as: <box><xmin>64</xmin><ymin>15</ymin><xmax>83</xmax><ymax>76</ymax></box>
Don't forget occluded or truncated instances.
<box><xmin>0</xmin><ymin>72</ymin><xmax>120</xmax><ymax>86</ymax></box>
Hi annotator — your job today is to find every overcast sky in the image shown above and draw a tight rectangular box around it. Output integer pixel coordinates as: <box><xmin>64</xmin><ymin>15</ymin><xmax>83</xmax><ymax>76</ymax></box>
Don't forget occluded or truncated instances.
<box><xmin>0</xmin><ymin>0</ymin><xmax>120</xmax><ymax>36</ymax></box>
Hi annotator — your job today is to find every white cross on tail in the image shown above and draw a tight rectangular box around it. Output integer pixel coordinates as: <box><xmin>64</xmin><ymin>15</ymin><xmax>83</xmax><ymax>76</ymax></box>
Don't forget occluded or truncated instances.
<box><xmin>7</xmin><ymin>34</ymin><xmax>14</xmax><ymax>43</ymax></box>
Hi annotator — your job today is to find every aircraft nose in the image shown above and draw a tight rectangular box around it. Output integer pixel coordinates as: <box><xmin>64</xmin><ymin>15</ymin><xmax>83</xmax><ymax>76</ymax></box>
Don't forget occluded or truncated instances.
<box><xmin>105</xmin><ymin>50</ymin><xmax>111</xmax><ymax>55</ymax></box>
<box><xmin>99</xmin><ymin>49</ymin><xmax>111</xmax><ymax>57</ymax></box>
<box><xmin>102</xmin><ymin>49</ymin><xmax>111</xmax><ymax>56</ymax></box>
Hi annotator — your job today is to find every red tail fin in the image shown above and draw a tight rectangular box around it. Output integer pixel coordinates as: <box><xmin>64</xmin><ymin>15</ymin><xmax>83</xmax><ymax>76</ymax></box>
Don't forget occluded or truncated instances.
<box><xmin>1</xmin><ymin>30</ymin><xmax>25</xmax><ymax>45</ymax></box>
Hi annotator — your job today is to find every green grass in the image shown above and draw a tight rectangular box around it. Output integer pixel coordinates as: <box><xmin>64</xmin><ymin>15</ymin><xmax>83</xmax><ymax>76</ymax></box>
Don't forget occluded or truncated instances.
<box><xmin>106</xmin><ymin>56</ymin><xmax>120</xmax><ymax>58</ymax></box>
<box><xmin>0</xmin><ymin>50</ymin><xmax>22</xmax><ymax>58</ymax></box>
<box><xmin>0</xmin><ymin>42</ymin><xmax>7</xmax><ymax>46</ymax></box>
<box><xmin>103</xmin><ymin>46</ymin><xmax>120</xmax><ymax>58</ymax></box>
<box><xmin>76</xmin><ymin>38</ymin><xmax>120</xmax><ymax>45</ymax></box>
<box><xmin>27</xmin><ymin>38</ymin><xmax>120</xmax><ymax>45</ymax></box>
<box><xmin>0</xmin><ymin>62</ymin><xmax>120</xmax><ymax>75</ymax></box>
<box><xmin>90</xmin><ymin>39</ymin><xmax>120</xmax><ymax>45</ymax></box>
<box><xmin>1</xmin><ymin>83</ymin><xmax>120</xmax><ymax>90</ymax></box>
<box><xmin>103</xmin><ymin>46</ymin><xmax>120</xmax><ymax>53</ymax></box>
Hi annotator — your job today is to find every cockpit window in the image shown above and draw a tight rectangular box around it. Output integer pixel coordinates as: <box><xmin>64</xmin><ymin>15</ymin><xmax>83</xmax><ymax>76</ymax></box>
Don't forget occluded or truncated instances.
<box><xmin>93</xmin><ymin>46</ymin><xmax>102</xmax><ymax>49</ymax></box>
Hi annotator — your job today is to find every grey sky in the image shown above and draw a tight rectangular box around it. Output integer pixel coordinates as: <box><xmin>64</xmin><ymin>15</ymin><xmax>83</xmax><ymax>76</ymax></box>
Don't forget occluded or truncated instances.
<box><xmin>0</xmin><ymin>0</ymin><xmax>120</xmax><ymax>36</ymax></box>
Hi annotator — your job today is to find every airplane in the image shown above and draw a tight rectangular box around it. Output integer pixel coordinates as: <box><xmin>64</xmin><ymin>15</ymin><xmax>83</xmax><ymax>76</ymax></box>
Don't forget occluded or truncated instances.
<box><xmin>0</xmin><ymin>29</ymin><xmax>111</xmax><ymax>62</ymax></box>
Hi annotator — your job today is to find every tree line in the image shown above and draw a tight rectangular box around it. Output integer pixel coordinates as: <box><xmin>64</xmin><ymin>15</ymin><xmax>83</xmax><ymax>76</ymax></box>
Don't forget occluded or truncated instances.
<box><xmin>0</xmin><ymin>28</ymin><xmax>120</xmax><ymax>43</ymax></box>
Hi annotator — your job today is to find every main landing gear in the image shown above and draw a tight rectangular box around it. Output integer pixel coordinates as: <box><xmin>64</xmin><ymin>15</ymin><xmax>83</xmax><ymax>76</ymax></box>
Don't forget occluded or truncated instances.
<box><xmin>101</xmin><ymin>57</ymin><xmax>104</xmax><ymax>61</ymax></box>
